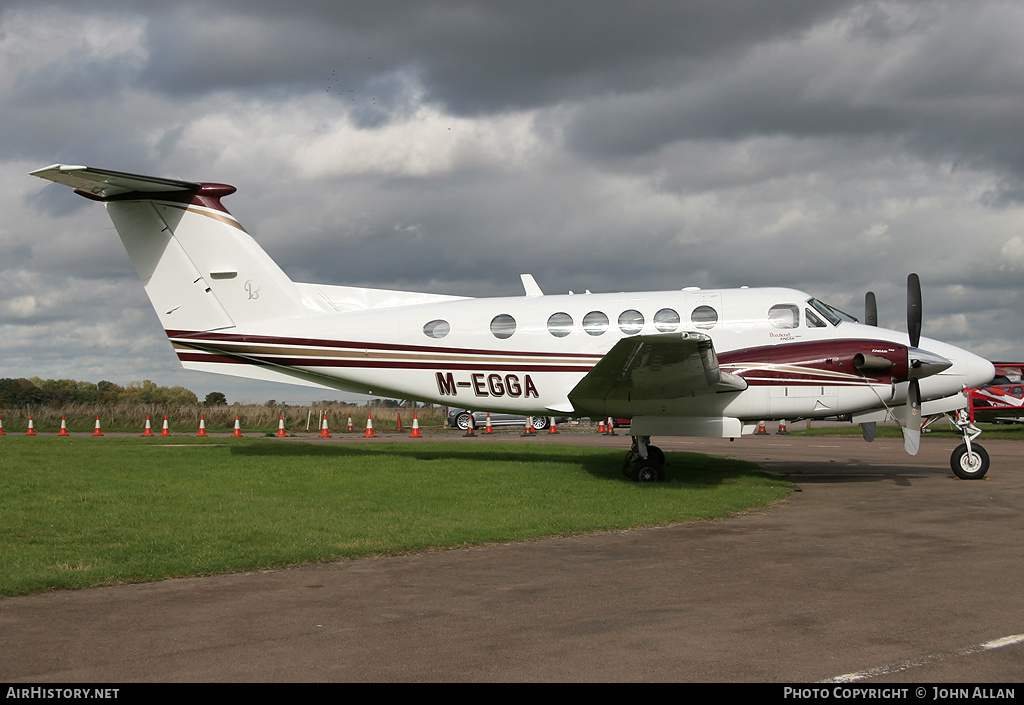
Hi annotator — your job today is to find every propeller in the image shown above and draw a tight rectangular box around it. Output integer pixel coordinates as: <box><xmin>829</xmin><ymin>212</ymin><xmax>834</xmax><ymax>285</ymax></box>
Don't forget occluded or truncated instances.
<box><xmin>904</xmin><ymin>273</ymin><xmax>923</xmax><ymax>455</ymax></box>
<box><xmin>865</xmin><ymin>291</ymin><xmax>877</xmax><ymax>327</ymax></box>
<box><xmin>907</xmin><ymin>273</ymin><xmax>922</xmax><ymax>348</ymax></box>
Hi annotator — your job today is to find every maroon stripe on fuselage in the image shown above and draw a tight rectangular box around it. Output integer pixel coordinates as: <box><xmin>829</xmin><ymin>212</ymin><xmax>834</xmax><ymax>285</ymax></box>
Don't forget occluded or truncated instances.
<box><xmin>166</xmin><ymin>329</ymin><xmax>605</xmax><ymax>360</ymax></box>
<box><xmin>174</xmin><ymin>351</ymin><xmax>592</xmax><ymax>372</ymax></box>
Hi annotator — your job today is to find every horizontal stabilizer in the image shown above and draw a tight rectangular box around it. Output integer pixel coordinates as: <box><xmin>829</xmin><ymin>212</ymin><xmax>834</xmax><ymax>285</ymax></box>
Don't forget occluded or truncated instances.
<box><xmin>30</xmin><ymin>164</ymin><xmax>200</xmax><ymax>199</ymax></box>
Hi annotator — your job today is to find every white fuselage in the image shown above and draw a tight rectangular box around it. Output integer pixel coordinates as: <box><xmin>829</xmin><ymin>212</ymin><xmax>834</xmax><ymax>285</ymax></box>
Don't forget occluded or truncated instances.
<box><xmin>171</xmin><ymin>284</ymin><xmax>994</xmax><ymax>422</ymax></box>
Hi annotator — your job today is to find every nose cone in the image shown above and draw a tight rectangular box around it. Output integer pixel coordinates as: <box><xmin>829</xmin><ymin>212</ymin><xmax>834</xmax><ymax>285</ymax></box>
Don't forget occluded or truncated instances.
<box><xmin>965</xmin><ymin>352</ymin><xmax>996</xmax><ymax>389</ymax></box>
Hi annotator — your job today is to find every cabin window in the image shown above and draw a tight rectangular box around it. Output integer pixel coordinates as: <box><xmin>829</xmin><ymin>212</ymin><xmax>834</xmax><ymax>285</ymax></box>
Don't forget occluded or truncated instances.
<box><xmin>547</xmin><ymin>312</ymin><xmax>573</xmax><ymax>337</ymax></box>
<box><xmin>690</xmin><ymin>305</ymin><xmax>718</xmax><ymax>329</ymax></box>
<box><xmin>490</xmin><ymin>314</ymin><xmax>517</xmax><ymax>339</ymax></box>
<box><xmin>618</xmin><ymin>309</ymin><xmax>644</xmax><ymax>335</ymax></box>
<box><xmin>768</xmin><ymin>304</ymin><xmax>799</xmax><ymax>329</ymax></box>
<box><xmin>583</xmin><ymin>311</ymin><xmax>609</xmax><ymax>336</ymax></box>
<box><xmin>654</xmin><ymin>308</ymin><xmax>680</xmax><ymax>332</ymax></box>
<box><xmin>423</xmin><ymin>319</ymin><xmax>451</xmax><ymax>339</ymax></box>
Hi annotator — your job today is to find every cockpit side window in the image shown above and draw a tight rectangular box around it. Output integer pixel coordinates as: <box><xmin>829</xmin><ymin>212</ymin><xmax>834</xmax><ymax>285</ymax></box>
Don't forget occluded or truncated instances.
<box><xmin>805</xmin><ymin>308</ymin><xmax>826</xmax><ymax>328</ymax></box>
<box><xmin>807</xmin><ymin>298</ymin><xmax>842</xmax><ymax>326</ymax></box>
<box><xmin>768</xmin><ymin>304</ymin><xmax>799</xmax><ymax>329</ymax></box>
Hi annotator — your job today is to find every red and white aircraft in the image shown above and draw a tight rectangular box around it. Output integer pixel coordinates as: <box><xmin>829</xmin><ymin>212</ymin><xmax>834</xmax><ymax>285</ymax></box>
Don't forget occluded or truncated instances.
<box><xmin>31</xmin><ymin>164</ymin><xmax>996</xmax><ymax>480</ymax></box>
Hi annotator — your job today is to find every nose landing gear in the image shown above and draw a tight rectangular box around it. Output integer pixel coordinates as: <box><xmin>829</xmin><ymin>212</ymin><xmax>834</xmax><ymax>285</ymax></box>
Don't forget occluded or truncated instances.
<box><xmin>948</xmin><ymin>409</ymin><xmax>989</xmax><ymax>480</ymax></box>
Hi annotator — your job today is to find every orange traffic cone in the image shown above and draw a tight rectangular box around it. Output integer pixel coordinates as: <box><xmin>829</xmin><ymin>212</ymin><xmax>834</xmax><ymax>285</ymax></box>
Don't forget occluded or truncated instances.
<box><xmin>484</xmin><ymin>413</ymin><xmax>494</xmax><ymax>434</ymax></box>
<box><xmin>776</xmin><ymin>420</ymin><xmax>789</xmax><ymax>435</ymax></box>
<box><xmin>396</xmin><ymin>414</ymin><xmax>404</xmax><ymax>432</ymax></box>
<box><xmin>464</xmin><ymin>414</ymin><xmax>476</xmax><ymax>437</ymax></box>
<box><xmin>346</xmin><ymin>415</ymin><xmax>354</xmax><ymax>432</ymax></box>
<box><xmin>25</xmin><ymin>416</ymin><xmax>36</xmax><ymax>436</ymax></box>
<box><xmin>196</xmin><ymin>415</ymin><xmax>208</xmax><ymax>437</ymax></box>
<box><xmin>362</xmin><ymin>414</ymin><xmax>376</xmax><ymax>438</ymax></box>
<box><xmin>409</xmin><ymin>412</ymin><xmax>423</xmax><ymax>438</ymax></box>
<box><xmin>92</xmin><ymin>416</ymin><xmax>104</xmax><ymax>437</ymax></box>
<box><xmin>58</xmin><ymin>416</ymin><xmax>70</xmax><ymax>436</ymax></box>
<box><xmin>548</xmin><ymin>417</ymin><xmax>559</xmax><ymax>434</ymax></box>
<box><xmin>597</xmin><ymin>417</ymin><xmax>607</xmax><ymax>434</ymax></box>
<box><xmin>276</xmin><ymin>414</ymin><xmax>288</xmax><ymax>437</ymax></box>
<box><xmin>755</xmin><ymin>420</ymin><xmax>769</xmax><ymax>435</ymax></box>
<box><xmin>159</xmin><ymin>415</ymin><xmax>172</xmax><ymax>437</ymax></box>
<box><xmin>521</xmin><ymin>417</ymin><xmax>536</xmax><ymax>436</ymax></box>
<box><xmin>0</xmin><ymin>415</ymin><xmax>6</xmax><ymax>435</ymax></box>
<box><xmin>231</xmin><ymin>415</ymin><xmax>244</xmax><ymax>437</ymax></box>
<box><xmin>142</xmin><ymin>415</ymin><xmax>155</xmax><ymax>437</ymax></box>
<box><xmin>319</xmin><ymin>412</ymin><xmax>332</xmax><ymax>438</ymax></box>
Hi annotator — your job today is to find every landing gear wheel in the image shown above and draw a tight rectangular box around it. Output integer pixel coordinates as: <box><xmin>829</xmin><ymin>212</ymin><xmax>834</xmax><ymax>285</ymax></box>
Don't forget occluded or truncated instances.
<box><xmin>951</xmin><ymin>443</ymin><xmax>989</xmax><ymax>480</ymax></box>
<box><xmin>630</xmin><ymin>461</ymin><xmax>665</xmax><ymax>483</ymax></box>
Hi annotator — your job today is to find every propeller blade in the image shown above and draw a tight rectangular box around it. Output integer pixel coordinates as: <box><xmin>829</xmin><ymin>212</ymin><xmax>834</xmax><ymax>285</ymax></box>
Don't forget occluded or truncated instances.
<box><xmin>903</xmin><ymin>379</ymin><xmax>922</xmax><ymax>455</ymax></box>
<box><xmin>861</xmin><ymin>421</ymin><xmax>876</xmax><ymax>443</ymax></box>
<box><xmin>907</xmin><ymin>273</ymin><xmax>922</xmax><ymax>348</ymax></box>
<box><xmin>865</xmin><ymin>291</ymin><xmax>877</xmax><ymax>326</ymax></box>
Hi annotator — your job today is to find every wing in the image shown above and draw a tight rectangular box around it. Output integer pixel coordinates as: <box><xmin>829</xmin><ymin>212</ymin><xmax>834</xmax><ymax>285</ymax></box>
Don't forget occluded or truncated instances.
<box><xmin>567</xmin><ymin>331</ymin><xmax>746</xmax><ymax>418</ymax></box>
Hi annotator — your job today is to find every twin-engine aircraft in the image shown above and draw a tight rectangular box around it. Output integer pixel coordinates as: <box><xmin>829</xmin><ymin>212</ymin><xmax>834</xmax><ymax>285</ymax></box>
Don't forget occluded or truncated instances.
<box><xmin>31</xmin><ymin>164</ymin><xmax>997</xmax><ymax>480</ymax></box>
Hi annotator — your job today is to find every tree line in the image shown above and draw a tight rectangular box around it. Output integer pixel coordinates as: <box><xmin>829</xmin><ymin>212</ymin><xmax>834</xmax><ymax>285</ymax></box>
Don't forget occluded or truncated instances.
<box><xmin>0</xmin><ymin>377</ymin><xmax>205</xmax><ymax>408</ymax></box>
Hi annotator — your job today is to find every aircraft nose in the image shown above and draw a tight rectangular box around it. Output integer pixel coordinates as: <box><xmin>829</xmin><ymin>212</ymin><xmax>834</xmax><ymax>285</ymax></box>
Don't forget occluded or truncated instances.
<box><xmin>965</xmin><ymin>352</ymin><xmax>996</xmax><ymax>389</ymax></box>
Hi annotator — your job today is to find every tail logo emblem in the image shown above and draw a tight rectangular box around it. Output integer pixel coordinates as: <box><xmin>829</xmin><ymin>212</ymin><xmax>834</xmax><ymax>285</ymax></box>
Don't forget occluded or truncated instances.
<box><xmin>245</xmin><ymin>280</ymin><xmax>261</xmax><ymax>300</ymax></box>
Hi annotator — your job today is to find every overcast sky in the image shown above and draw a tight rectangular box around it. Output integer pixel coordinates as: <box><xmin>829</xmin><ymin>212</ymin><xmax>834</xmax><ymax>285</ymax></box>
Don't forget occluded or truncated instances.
<box><xmin>3</xmin><ymin>1</ymin><xmax>1022</xmax><ymax>403</ymax></box>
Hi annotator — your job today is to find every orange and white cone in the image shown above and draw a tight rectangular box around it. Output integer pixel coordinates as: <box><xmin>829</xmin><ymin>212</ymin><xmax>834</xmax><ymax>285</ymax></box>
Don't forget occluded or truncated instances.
<box><xmin>92</xmin><ymin>416</ymin><xmax>104</xmax><ymax>437</ymax></box>
<box><xmin>0</xmin><ymin>415</ymin><xmax>6</xmax><ymax>435</ymax></box>
<box><xmin>755</xmin><ymin>420</ymin><xmax>769</xmax><ymax>435</ymax></box>
<box><xmin>346</xmin><ymin>415</ymin><xmax>354</xmax><ymax>432</ymax></box>
<box><xmin>276</xmin><ymin>414</ymin><xmax>288</xmax><ymax>437</ymax></box>
<box><xmin>231</xmin><ymin>415</ymin><xmax>244</xmax><ymax>437</ymax></box>
<box><xmin>409</xmin><ymin>412</ymin><xmax>423</xmax><ymax>438</ymax></box>
<box><xmin>196</xmin><ymin>415</ymin><xmax>208</xmax><ymax>437</ymax></box>
<box><xmin>597</xmin><ymin>417</ymin><xmax>607</xmax><ymax>434</ymax></box>
<box><xmin>464</xmin><ymin>414</ymin><xmax>476</xmax><ymax>437</ymax></box>
<box><xmin>396</xmin><ymin>414</ymin><xmax>404</xmax><ymax>432</ymax></box>
<box><xmin>25</xmin><ymin>416</ymin><xmax>36</xmax><ymax>436</ymax></box>
<box><xmin>548</xmin><ymin>416</ymin><xmax>559</xmax><ymax>434</ymax></box>
<box><xmin>362</xmin><ymin>414</ymin><xmax>376</xmax><ymax>438</ymax></box>
<box><xmin>142</xmin><ymin>415</ymin><xmax>155</xmax><ymax>437</ymax></box>
<box><xmin>776</xmin><ymin>420</ymin><xmax>789</xmax><ymax>435</ymax></box>
<box><xmin>58</xmin><ymin>416</ymin><xmax>70</xmax><ymax>436</ymax></box>
<box><xmin>319</xmin><ymin>412</ymin><xmax>332</xmax><ymax>438</ymax></box>
<box><xmin>522</xmin><ymin>416</ymin><xmax>536</xmax><ymax>436</ymax></box>
<box><xmin>159</xmin><ymin>415</ymin><xmax>172</xmax><ymax>437</ymax></box>
<box><xmin>605</xmin><ymin>417</ymin><xmax>616</xmax><ymax>435</ymax></box>
<box><xmin>484</xmin><ymin>413</ymin><xmax>494</xmax><ymax>434</ymax></box>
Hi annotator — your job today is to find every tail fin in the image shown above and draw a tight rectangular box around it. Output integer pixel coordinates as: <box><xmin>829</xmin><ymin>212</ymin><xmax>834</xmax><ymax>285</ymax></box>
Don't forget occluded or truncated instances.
<box><xmin>30</xmin><ymin>164</ymin><xmax>308</xmax><ymax>333</ymax></box>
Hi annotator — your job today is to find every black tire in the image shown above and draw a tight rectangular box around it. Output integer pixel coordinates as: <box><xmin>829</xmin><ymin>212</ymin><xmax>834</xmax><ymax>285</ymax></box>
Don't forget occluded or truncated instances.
<box><xmin>646</xmin><ymin>445</ymin><xmax>666</xmax><ymax>467</ymax></box>
<box><xmin>950</xmin><ymin>443</ymin><xmax>989</xmax><ymax>480</ymax></box>
<box><xmin>630</xmin><ymin>461</ymin><xmax>665</xmax><ymax>483</ymax></box>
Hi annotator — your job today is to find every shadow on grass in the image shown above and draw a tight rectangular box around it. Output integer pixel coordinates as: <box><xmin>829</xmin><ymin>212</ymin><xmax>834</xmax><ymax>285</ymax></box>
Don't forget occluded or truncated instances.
<box><xmin>225</xmin><ymin>439</ymin><xmax>780</xmax><ymax>489</ymax></box>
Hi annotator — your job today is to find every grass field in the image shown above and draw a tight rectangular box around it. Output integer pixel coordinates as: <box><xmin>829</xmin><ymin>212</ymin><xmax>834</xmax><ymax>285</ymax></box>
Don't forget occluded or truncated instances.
<box><xmin>0</xmin><ymin>436</ymin><xmax>791</xmax><ymax>597</ymax></box>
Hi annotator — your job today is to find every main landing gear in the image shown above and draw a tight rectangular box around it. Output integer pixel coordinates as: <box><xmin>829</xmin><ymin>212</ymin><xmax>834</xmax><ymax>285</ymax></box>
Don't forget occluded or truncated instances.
<box><xmin>624</xmin><ymin>436</ymin><xmax>666</xmax><ymax>482</ymax></box>
<box><xmin>947</xmin><ymin>409</ymin><xmax>989</xmax><ymax>480</ymax></box>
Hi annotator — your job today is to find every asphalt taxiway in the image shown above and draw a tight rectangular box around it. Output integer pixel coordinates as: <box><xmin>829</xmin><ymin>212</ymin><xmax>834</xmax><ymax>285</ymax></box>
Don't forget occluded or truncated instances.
<box><xmin>1</xmin><ymin>431</ymin><xmax>1022</xmax><ymax>682</ymax></box>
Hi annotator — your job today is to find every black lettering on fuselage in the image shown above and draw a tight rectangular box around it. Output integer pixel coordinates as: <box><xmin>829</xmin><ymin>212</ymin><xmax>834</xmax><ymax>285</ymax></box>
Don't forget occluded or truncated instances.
<box><xmin>435</xmin><ymin>372</ymin><xmax>540</xmax><ymax>399</ymax></box>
